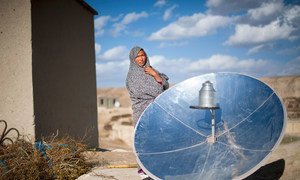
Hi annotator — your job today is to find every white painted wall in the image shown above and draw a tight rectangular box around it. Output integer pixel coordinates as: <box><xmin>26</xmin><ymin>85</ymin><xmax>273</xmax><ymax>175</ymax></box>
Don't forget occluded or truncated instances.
<box><xmin>0</xmin><ymin>0</ymin><xmax>35</xmax><ymax>140</ymax></box>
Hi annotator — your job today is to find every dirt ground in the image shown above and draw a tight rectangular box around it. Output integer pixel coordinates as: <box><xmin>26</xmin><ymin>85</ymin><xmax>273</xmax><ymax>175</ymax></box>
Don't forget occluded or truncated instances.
<box><xmin>84</xmin><ymin>138</ymin><xmax>136</xmax><ymax>167</ymax></box>
<box><xmin>259</xmin><ymin>134</ymin><xmax>300</xmax><ymax>180</ymax></box>
<box><xmin>80</xmin><ymin>134</ymin><xmax>300</xmax><ymax>180</ymax></box>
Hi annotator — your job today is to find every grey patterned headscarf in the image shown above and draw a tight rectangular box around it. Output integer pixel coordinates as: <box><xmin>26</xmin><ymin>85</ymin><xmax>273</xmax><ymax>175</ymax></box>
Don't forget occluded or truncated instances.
<box><xmin>126</xmin><ymin>46</ymin><xmax>169</xmax><ymax>125</ymax></box>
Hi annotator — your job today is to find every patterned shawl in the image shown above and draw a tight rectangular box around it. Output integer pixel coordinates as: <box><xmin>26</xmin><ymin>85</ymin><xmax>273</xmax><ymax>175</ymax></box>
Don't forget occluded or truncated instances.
<box><xmin>126</xmin><ymin>46</ymin><xmax>169</xmax><ymax>125</ymax></box>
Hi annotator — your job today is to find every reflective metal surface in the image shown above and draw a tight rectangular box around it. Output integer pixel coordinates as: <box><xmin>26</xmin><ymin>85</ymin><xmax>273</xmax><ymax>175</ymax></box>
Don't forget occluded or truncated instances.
<box><xmin>134</xmin><ymin>73</ymin><xmax>286</xmax><ymax>180</ymax></box>
<box><xmin>198</xmin><ymin>81</ymin><xmax>217</xmax><ymax>108</ymax></box>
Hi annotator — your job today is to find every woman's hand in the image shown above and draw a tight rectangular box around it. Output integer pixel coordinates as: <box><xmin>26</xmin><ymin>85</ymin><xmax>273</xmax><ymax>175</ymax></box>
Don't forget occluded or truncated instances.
<box><xmin>144</xmin><ymin>66</ymin><xmax>163</xmax><ymax>83</ymax></box>
<box><xmin>144</xmin><ymin>66</ymin><xmax>157</xmax><ymax>76</ymax></box>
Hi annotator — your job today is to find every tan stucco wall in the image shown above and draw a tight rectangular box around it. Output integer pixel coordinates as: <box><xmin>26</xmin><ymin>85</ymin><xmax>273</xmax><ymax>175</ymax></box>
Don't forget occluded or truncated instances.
<box><xmin>31</xmin><ymin>0</ymin><xmax>98</xmax><ymax>147</ymax></box>
<box><xmin>0</xmin><ymin>0</ymin><xmax>35</xmax><ymax>139</ymax></box>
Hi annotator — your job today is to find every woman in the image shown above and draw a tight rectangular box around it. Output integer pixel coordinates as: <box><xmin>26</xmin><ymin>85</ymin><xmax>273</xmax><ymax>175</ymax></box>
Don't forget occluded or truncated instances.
<box><xmin>126</xmin><ymin>46</ymin><xmax>169</xmax><ymax>179</ymax></box>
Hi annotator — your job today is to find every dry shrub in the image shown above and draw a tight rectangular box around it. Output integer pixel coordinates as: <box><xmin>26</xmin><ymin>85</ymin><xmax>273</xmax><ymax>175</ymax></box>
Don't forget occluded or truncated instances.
<box><xmin>0</xmin><ymin>139</ymin><xmax>51</xmax><ymax>180</ymax></box>
<box><xmin>0</xmin><ymin>136</ymin><xmax>93</xmax><ymax>180</ymax></box>
<box><xmin>46</xmin><ymin>136</ymin><xmax>93</xmax><ymax>179</ymax></box>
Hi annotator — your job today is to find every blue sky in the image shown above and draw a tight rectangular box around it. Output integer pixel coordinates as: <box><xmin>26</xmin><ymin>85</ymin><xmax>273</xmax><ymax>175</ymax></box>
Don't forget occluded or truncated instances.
<box><xmin>85</xmin><ymin>0</ymin><xmax>300</xmax><ymax>87</ymax></box>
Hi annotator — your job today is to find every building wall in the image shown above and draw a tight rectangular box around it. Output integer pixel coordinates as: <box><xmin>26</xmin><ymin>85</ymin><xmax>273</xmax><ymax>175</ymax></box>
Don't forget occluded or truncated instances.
<box><xmin>0</xmin><ymin>0</ymin><xmax>35</xmax><ymax>139</ymax></box>
<box><xmin>31</xmin><ymin>0</ymin><xmax>98</xmax><ymax>147</ymax></box>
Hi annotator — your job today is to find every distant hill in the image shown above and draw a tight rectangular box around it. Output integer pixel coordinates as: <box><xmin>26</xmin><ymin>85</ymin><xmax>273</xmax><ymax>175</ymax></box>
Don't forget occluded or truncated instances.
<box><xmin>261</xmin><ymin>76</ymin><xmax>300</xmax><ymax>120</ymax></box>
<box><xmin>261</xmin><ymin>76</ymin><xmax>300</xmax><ymax>98</ymax></box>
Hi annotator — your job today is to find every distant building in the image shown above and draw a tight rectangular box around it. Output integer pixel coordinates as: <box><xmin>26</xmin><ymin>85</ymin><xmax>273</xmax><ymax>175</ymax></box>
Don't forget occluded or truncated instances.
<box><xmin>0</xmin><ymin>0</ymin><xmax>99</xmax><ymax>147</ymax></box>
<box><xmin>284</xmin><ymin>97</ymin><xmax>300</xmax><ymax>119</ymax></box>
<box><xmin>98</xmin><ymin>96</ymin><xmax>120</xmax><ymax>108</ymax></box>
<box><xmin>97</xmin><ymin>88</ymin><xmax>131</xmax><ymax>108</ymax></box>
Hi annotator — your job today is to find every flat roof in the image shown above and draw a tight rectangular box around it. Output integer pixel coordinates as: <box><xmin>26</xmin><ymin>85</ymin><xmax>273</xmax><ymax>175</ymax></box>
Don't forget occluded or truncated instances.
<box><xmin>77</xmin><ymin>0</ymin><xmax>98</xmax><ymax>15</ymax></box>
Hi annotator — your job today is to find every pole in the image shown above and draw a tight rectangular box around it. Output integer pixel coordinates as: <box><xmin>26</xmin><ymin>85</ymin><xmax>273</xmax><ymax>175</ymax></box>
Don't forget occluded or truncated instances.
<box><xmin>211</xmin><ymin>109</ymin><xmax>215</xmax><ymax>143</ymax></box>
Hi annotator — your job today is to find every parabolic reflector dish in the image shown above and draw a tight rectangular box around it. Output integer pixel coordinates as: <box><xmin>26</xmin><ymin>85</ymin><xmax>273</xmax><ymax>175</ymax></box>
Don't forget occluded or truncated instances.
<box><xmin>134</xmin><ymin>73</ymin><xmax>286</xmax><ymax>180</ymax></box>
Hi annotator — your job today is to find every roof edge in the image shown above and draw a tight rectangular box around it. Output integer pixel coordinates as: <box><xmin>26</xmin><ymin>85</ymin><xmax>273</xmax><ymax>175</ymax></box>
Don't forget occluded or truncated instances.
<box><xmin>77</xmin><ymin>0</ymin><xmax>98</xmax><ymax>15</ymax></box>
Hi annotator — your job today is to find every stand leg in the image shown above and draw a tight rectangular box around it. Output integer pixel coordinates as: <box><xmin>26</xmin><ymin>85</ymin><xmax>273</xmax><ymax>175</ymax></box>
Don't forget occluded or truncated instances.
<box><xmin>207</xmin><ymin>109</ymin><xmax>216</xmax><ymax>144</ymax></box>
<box><xmin>211</xmin><ymin>109</ymin><xmax>215</xmax><ymax>143</ymax></box>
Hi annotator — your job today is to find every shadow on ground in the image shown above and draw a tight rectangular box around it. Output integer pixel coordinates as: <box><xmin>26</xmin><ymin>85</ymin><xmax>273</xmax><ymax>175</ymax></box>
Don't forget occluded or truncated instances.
<box><xmin>244</xmin><ymin>159</ymin><xmax>285</xmax><ymax>180</ymax></box>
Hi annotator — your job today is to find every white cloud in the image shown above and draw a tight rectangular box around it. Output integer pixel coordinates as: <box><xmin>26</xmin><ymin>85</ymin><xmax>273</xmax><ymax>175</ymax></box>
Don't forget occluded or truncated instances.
<box><xmin>233</xmin><ymin>1</ymin><xmax>284</xmax><ymax>26</ymax></box>
<box><xmin>163</xmin><ymin>5</ymin><xmax>177</xmax><ymax>21</ymax></box>
<box><xmin>247</xmin><ymin>44</ymin><xmax>265</xmax><ymax>55</ymax></box>
<box><xmin>154</xmin><ymin>0</ymin><xmax>167</xmax><ymax>7</ymax></box>
<box><xmin>97</xmin><ymin>46</ymin><xmax>128</xmax><ymax>61</ymax></box>
<box><xmin>96</xmin><ymin>60</ymin><xmax>129</xmax><ymax>87</ymax></box>
<box><xmin>247</xmin><ymin>43</ymin><xmax>274</xmax><ymax>54</ymax></box>
<box><xmin>188</xmin><ymin>54</ymin><xmax>268</xmax><ymax>73</ymax></box>
<box><xmin>96</xmin><ymin>52</ymin><xmax>294</xmax><ymax>87</ymax></box>
<box><xmin>206</xmin><ymin>0</ymin><xmax>271</xmax><ymax>15</ymax></box>
<box><xmin>158</xmin><ymin>41</ymin><xmax>188</xmax><ymax>48</ymax></box>
<box><xmin>225</xmin><ymin>19</ymin><xmax>295</xmax><ymax>46</ymax></box>
<box><xmin>111</xmin><ymin>14</ymin><xmax>124</xmax><ymax>22</ymax></box>
<box><xmin>128</xmin><ymin>30</ymin><xmax>145</xmax><ymax>37</ymax></box>
<box><xmin>284</xmin><ymin>5</ymin><xmax>300</xmax><ymax>23</ymax></box>
<box><xmin>284</xmin><ymin>5</ymin><xmax>300</xmax><ymax>33</ymax></box>
<box><xmin>150</xmin><ymin>54</ymin><xmax>273</xmax><ymax>79</ymax></box>
<box><xmin>112</xmin><ymin>24</ymin><xmax>125</xmax><ymax>37</ymax></box>
<box><xmin>148</xmin><ymin>13</ymin><xmax>230</xmax><ymax>41</ymax></box>
<box><xmin>280</xmin><ymin>56</ymin><xmax>300</xmax><ymax>76</ymax></box>
<box><xmin>278</xmin><ymin>46</ymin><xmax>300</xmax><ymax>55</ymax></box>
<box><xmin>225</xmin><ymin>3</ymin><xmax>300</xmax><ymax>54</ymax></box>
<box><xmin>121</xmin><ymin>12</ymin><xmax>149</xmax><ymax>24</ymax></box>
<box><xmin>95</xmin><ymin>43</ymin><xmax>102</xmax><ymax>55</ymax></box>
<box><xmin>247</xmin><ymin>2</ymin><xmax>283</xmax><ymax>21</ymax></box>
<box><xmin>148</xmin><ymin>55</ymin><xmax>167</xmax><ymax>67</ymax></box>
<box><xmin>149</xmin><ymin>55</ymin><xmax>188</xmax><ymax>72</ymax></box>
<box><xmin>147</xmin><ymin>55</ymin><xmax>192</xmax><ymax>83</ymax></box>
<box><xmin>206</xmin><ymin>0</ymin><xmax>223</xmax><ymax>7</ymax></box>
<box><xmin>149</xmin><ymin>54</ymin><xmax>279</xmax><ymax>82</ymax></box>
<box><xmin>112</xmin><ymin>12</ymin><xmax>149</xmax><ymax>36</ymax></box>
<box><xmin>95</xmin><ymin>16</ymin><xmax>110</xmax><ymax>36</ymax></box>
<box><xmin>95</xmin><ymin>45</ymin><xmax>131</xmax><ymax>86</ymax></box>
<box><xmin>224</xmin><ymin>2</ymin><xmax>300</xmax><ymax>50</ymax></box>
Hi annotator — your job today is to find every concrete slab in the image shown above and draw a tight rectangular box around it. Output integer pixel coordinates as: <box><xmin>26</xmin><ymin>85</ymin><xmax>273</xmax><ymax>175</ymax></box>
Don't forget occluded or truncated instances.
<box><xmin>77</xmin><ymin>167</ymin><xmax>140</xmax><ymax>180</ymax></box>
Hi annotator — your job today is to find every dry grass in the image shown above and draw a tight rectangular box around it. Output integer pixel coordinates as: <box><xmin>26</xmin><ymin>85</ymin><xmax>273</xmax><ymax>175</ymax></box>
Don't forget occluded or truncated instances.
<box><xmin>0</xmin><ymin>136</ymin><xmax>94</xmax><ymax>180</ymax></box>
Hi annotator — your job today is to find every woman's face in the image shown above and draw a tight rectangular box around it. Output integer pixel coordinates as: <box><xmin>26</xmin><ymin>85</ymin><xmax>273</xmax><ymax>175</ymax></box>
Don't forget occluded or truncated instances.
<box><xmin>135</xmin><ymin>50</ymin><xmax>147</xmax><ymax>67</ymax></box>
